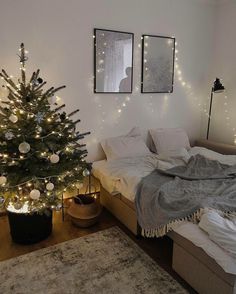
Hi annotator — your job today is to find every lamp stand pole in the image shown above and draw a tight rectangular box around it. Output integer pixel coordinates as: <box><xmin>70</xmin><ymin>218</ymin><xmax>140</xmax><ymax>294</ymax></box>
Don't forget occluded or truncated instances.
<box><xmin>206</xmin><ymin>87</ymin><xmax>214</xmax><ymax>140</ymax></box>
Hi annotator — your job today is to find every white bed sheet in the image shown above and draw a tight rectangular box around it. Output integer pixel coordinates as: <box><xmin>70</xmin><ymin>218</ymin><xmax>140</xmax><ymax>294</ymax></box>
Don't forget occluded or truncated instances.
<box><xmin>173</xmin><ymin>221</ymin><xmax>236</xmax><ymax>275</ymax></box>
<box><xmin>93</xmin><ymin>154</ymin><xmax>161</xmax><ymax>201</ymax></box>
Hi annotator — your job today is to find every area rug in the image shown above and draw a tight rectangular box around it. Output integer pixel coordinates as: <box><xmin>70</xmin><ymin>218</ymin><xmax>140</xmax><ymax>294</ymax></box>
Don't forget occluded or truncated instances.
<box><xmin>0</xmin><ymin>226</ymin><xmax>187</xmax><ymax>294</ymax></box>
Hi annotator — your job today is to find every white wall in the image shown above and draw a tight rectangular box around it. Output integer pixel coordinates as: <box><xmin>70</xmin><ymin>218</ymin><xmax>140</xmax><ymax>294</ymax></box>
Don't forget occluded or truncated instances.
<box><xmin>0</xmin><ymin>0</ymin><xmax>217</xmax><ymax>161</ymax></box>
<box><xmin>201</xmin><ymin>0</ymin><xmax>236</xmax><ymax>145</ymax></box>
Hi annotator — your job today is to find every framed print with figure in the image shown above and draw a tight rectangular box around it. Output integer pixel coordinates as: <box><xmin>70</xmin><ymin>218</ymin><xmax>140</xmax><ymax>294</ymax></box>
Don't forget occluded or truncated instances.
<box><xmin>94</xmin><ymin>28</ymin><xmax>134</xmax><ymax>93</ymax></box>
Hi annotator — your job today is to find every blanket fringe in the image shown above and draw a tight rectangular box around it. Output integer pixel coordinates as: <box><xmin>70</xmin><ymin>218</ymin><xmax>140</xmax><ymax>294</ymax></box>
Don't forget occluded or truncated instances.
<box><xmin>141</xmin><ymin>208</ymin><xmax>236</xmax><ymax>238</ymax></box>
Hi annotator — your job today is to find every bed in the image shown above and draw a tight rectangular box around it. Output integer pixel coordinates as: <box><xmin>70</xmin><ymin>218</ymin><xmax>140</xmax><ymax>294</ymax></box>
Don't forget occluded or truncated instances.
<box><xmin>93</xmin><ymin>134</ymin><xmax>236</xmax><ymax>294</ymax></box>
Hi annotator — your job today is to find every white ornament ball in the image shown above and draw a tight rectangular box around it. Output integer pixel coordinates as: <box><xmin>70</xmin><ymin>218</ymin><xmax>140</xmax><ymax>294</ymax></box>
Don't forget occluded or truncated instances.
<box><xmin>46</xmin><ymin>182</ymin><xmax>54</xmax><ymax>191</ymax></box>
<box><xmin>48</xmin><ymin>96</ymin><xmax>57</xmax><ymax>105</ymax></box>
<box><xmin>50</xmin><ymin>154</ymin><xmax>60</xmax><ymax>164</ymax></box>
<box><xmin>0</xmin><ymin>176</ymin><xmax>7</xmax><ymax>185</ymax></box>
<box><xmin>9</xmin><ymin>114</ymin><xmax>18</xmax><ymax>123</ymax></box>
<box><xmin>19</xmin><ymin>142</ymin><xmax>31</xmax><ymax>153</ymax></box>
<box><xmin>30</xmin><ymin>189</ymin><xmax>41</xmax><ymax>200</ymax></box>
<box><xmin>83</xmin><ymin>169</ymin><xmax>90</xmax><ymax>177</ymax></box>
<box><xmin>56</xmin><ymin>96</ymin><xmax>64</xmax><ymax>105</ymax></box>
<box><xmin>75</xmin><ymin>182</ymin><xmax>83</xmax><ymax>189</ymax></box>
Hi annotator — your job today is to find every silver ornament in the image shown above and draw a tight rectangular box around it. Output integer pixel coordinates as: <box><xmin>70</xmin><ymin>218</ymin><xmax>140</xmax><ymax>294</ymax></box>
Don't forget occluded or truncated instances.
<box><xmin>14</xmin><ymin>202</ymin><xmax>23</xmax><ymax>210</ymax></box>
<box><xmin>35</xmin><ymin>112</ymin><xmax>44</xmax><ymax>124</ymax></box>
<box><xmin>5</xmin><ymin>131</ymin><xmax>14</xmax><ymax>140</ymax></box>
<box><xmin>19</xmin><ymin>142</ymin><xmax>31</xmax><ymax>153</ymax></box>
<box><xmin>83</xmin><ymin>169</ymin><xmax>90</xmax><ymax>177</ymax></box>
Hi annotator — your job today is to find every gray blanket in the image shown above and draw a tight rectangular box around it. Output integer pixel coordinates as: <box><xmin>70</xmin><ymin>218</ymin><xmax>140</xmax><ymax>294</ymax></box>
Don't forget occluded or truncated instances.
<box><xmin>135</xmin><ymin>155</ymin><xmax>236</xmax><ymax>237</ymax></box>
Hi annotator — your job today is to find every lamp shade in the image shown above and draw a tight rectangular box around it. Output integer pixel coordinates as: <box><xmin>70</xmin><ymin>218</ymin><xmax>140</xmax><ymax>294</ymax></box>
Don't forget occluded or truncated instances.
<box><xmin>213</xmin><ymin>78</ymin><xmax>225</xmax><ymax>93</ymax></box>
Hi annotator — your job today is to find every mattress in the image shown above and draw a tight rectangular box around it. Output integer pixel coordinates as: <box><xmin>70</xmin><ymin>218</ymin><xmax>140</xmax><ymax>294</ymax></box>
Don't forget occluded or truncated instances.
<box><xmin>173</xmin><ymin>222</ymin><xmax>236</xmax><ymax>275</ymax></box>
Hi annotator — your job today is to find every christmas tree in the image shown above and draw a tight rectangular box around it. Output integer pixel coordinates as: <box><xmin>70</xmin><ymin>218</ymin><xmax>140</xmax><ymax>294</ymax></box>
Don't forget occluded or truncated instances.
<box><xmin>0</xmin><ymin>43</ymin><xmax>90</xmax><ymax>213</ymax></box>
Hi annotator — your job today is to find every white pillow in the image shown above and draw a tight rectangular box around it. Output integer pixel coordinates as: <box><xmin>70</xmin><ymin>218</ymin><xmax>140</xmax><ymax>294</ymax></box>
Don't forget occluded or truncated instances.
<box><xmin>149</xmin><ymin>128</ymin><xmax>190</xmax><ymax>154</ymax></box>
<box><xmin>101</xmin><ymin>127</ymin><xmax>151</xmax><ymax>160</ymax></box>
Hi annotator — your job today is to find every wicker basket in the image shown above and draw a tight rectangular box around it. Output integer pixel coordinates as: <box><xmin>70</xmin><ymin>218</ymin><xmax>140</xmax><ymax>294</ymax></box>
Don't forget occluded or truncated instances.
<box><xmin>67</xmin><ymin>193</ymin><xmax>101</xmax><ymax>228</ymax></box>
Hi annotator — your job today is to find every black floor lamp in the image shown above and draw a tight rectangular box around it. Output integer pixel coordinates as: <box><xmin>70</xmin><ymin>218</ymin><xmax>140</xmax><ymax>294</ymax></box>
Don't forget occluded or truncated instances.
<box><xmin>206</xmin><ymin>78</ymin><xmax>225</xmax><ymax>140</ymax></box>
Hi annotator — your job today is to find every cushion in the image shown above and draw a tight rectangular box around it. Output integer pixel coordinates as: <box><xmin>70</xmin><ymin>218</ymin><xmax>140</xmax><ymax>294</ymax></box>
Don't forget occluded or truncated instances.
<box><xmin>149</xmin><ymin>128</ymin><xmax>190</xmax><ymax>154</ymax></box>
<box><xmin>101</xmin><ymin>127</ymin><xmax>151</xmax><ymax>160</ymax></box>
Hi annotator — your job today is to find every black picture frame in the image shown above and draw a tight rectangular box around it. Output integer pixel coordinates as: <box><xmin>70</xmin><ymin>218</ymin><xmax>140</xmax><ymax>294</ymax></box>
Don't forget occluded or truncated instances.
<box><xmin>94</xmin><ymin>28</ymin><xmax>134</xmax><ymax>94</ymax></box>
<box><xmin>141</xmin><ymin>34</ymin><xmax>175</xmax><ymax>93</ymax></box>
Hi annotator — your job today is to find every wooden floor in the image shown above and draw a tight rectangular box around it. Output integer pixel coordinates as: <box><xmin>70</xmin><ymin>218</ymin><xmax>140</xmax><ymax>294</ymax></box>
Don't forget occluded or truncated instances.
<box><xmin>0</xmin><ymin>208</ymin><xmax>196</xmax><ymax>293</ymax></box>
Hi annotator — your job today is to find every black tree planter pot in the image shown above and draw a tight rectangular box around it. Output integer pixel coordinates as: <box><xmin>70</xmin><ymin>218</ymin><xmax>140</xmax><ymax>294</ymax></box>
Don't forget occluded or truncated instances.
<box><xmin>7</xmin><ymin>209</ymin><xmax>53</xmax><ymax>245</ymax></box>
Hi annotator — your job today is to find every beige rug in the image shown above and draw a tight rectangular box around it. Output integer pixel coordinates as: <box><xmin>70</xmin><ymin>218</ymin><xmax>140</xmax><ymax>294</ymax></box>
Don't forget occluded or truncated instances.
<box><xmin>0</xmin><ymin>226</ymin><xmax>187</xmax><ymax>294</ymax></box>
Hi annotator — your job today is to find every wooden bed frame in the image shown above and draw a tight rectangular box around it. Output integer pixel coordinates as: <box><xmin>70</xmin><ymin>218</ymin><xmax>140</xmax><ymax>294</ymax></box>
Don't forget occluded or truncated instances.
<box><xmin>99</xmin><ymin>139</ymin><xmax>236</xmax><ymax>294</ymax></box>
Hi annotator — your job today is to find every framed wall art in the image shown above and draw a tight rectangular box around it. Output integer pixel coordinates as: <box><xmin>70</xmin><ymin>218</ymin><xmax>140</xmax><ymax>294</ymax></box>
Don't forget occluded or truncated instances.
<box><xmin>141</xmin><ymin>35</ymin><xmax>175</xmax><ymax>93</ymax></box>
<box><xmin>94</xmin><ymin>28</ymin><xmax>134</xmax><ymax>93</ymax></box>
